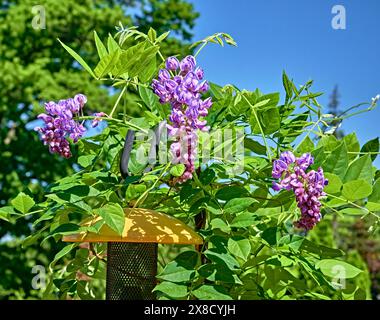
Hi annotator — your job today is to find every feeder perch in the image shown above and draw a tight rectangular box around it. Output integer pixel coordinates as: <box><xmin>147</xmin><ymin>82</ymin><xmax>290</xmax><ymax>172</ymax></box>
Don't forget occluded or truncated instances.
<box><xmin>63</xmin><ymin>127</ymin><xmax>203</xmax><ymax>300</ymax></box>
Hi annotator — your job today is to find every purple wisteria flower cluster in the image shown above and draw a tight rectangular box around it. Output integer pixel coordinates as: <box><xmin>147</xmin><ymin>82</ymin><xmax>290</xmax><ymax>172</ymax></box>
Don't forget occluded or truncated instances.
<box><xmin>35</xmin><ymin>94</ymin><xmax>87</xmax><ymax>158</ymax></box>
<box><xmin>272</xmin><ymin>151</ymin><xmax>328</xmax><ymax>230</ymax></box>
<box><xmin>152</xmin><ymin>55</ymin><xmax>212</xmax><ymax>183</ymax></box>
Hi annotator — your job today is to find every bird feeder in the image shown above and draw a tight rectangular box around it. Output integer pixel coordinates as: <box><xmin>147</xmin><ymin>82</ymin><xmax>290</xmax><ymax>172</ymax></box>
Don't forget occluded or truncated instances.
<box><xmin>63</xmin><ymin>127</ymin><xmax>202</xmax><ymax>300</ymax></box>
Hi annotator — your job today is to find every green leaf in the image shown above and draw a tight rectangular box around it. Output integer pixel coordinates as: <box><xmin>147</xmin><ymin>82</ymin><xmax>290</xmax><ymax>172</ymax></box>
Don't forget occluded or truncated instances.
<box><xmin>360</xmin><ymin>137</ymin><xmax>379</xmax><ymax>161</ymax></box>
<box><xmin>322</xmin><ymin>142</ymin><xmax>348</xmax><ymax>179</ymax></box>
<box><xmin>0</xmin><ymin>206</ymin><xmax>15</xmax><ymax>221</ymax></box>
<box><xmin>153</xmin><ymin>282</ymin><xmax>188</xmax><ymax>299</ymax></box>
<box><xmin>342</xmin><ymin>179</ymin><xmax>372</xmax><ymax>201</ymax></box>
<box><xmin>244</xmin><ymin>138</ymin><xmax>267</xmax><ymax>155</ymax></box>
<box><xmin>317</xmin><ymin>135</ymin><xmax>339</xmax><ymax>151</ymax></box>
<box><xmin>230</xmin><ymin>212</ymin><xmax>257</xmax><ymax>228</ymax></box>
<box><xmin>311</xmin><ymin>146</ymin><xmax>326</xmax><ymax>168</ymax></box>
<box><xmin>198</xmin><ymin>264</ymin><xmax>242</xmax><ymax>284</ymax></box>
<box><xmin>82</xmin><ymin>170</ymin><xmax>118</xmax><ymax>185</ymax></box>
<box><xmin>304</xmin><ymin>292</ymin><xmax>332</xmax><ymax>300</ymax></box>
<box><xmin>224</xmin><ymin>197</ymin><xmax>258</xmax><ymax>214</ymax></box>
<box><xmin>288</xmin><ymin>235</ymin><xmax>305</xmax><ymax>252</ymax></box>
<box><xmin>134</xmin><ymin>46</ymin><xmax>159</xmax><ymax>78</ymax></box>
<box><xmin>204</xmin><ymin>202</ymin><xmax>222</xmax><ymax>215</ymax></box>
<box><xmin>266</xmin><ymin>255</ymin><xmax>294</xmax><ymax>267</ymax></box>
<box><xmin>215</xmin><ymin>186</ymin><xmax>249</xmax><ymax>201</ymax></box>
<box><xmin>156</xmin><ymin>31</ymin><xmax>170</xmax><ymax>43</ymax></box>
<box><xmin>47</xmin><ymin>185</ymin><xmax>100</xmax><ymax>209</ymax></box>
<box><xmin>11</xmin><ymin>192</ymin><xmax>35</xmax><ymax>214</ymax></box>
<box><xmin>50</xmin><ymin>223</ymin><xmax>82</xmax><ymax>237</ymax></box>
<box><xmin>282</xmin><ymin>70</ymin><xmax>293</xmax><ymax>101</ymax></box>
<box><xmin>58</xmin><ymin>39</ymin><xmax>95</xmax><ymax>78</ymax></box>
<box><xmin>343</xmin><ymin>133</ymin><xmax>360</xmax><ymax>160</ymax></box>
<box><xmin>22</xmin><ymin>232</ymin><xmax>42</xmax><ymax>248</ymax></box>
<box><xmin>204</xmin><ymin>249</ymin><xmax>239</xmax><ymax>271</ymax></box>
<box><xmin>324</xmin><ymin>173</ymin><xmax>342</xmax><ymax>194</ymax></box>
<box><xmin>157</xmin><ymin>251</ymin><xmax>198</xmax><ymax>283</ymax></box>
<box><xmin>366</xmin><ymin>202</ymin><xmax>380</xmax><ymax>212</ymax></box>
<box><xmin>261</xmin><ymin>227</ymin><xmax>279</xmax><ymax>246</ymax></box>
<box><xmin>209</xmin><ymin>82</ymin><xmax>224</xmax><ymax>100</ymax></box>
<box><xmin>192</xmin><ymin>285</ymin><xmax>232</xmax><ymax>300</ymax></box>
<box><xmin>316</xmin><ymin>259</ymin><xmax>362</xmax><ymax>279</ymax></box>
<box><xmin>139</xmin><ymin>56</ymin><xmax>157</xmax><ymax>83</ymax></box>
<box><xmin>144</xmin><ymin>111</ymin><xmax>161</xmax><ymax>126</ymax></box>
<box><xmin>147</xmin><ymin>27</ymin><xmax>157</xmax><ymax>42</ymax></box>
<box><xmin>126</xmin><ymin>184</ymin><xmax>146</xmax><ymax>201</ymax></box>
<box><xmin>157</xmin><ymin>266</ymin><xmax>195</xmax><ymax>283</ymax></box>
<box><xmin>94</xmin><ymin>30</ymin><xmax>107</xmax><ymax>59</ymax></box>
<box><xmin>368</xmin><ymin>178</ymin><xmax>380</xmax><ymax>202</ymax></box>
<box><xmin>252</xmin><ymin>99</ymin><xmax>271</xmax><ymax>109</ymax></box>
<box><xmin>139</xmin><ymin>85</ymin><xmax>159</xmax><ymax>109</ymax></box>
<box><xmin>107</xmin><ymin>34</ymin><xmax>119</xmax><ymax>53</ymax></box>
<box><xmin>300</xmin><ymin>239</ymin><xmax>344</xmax><ymax>258</ymax></box>
<box><xmin>199</xmin><ymin>168</ymin><xmax>216</xmax><ymax>185</ymax></box>
<box><xmin>173</xmin><ymin>250</ymin><xmax>199</xmax><ymax>269</ymax></box>
<box><xmin>78</xmin><ymin>154</ymin><xmax>96</xmax><ymax>168</ymax></box>
<box><xmin>112</xmin><ymin>42</ymin><xmax>158</xmax><ymax>78</ymax></box>
<box><xmin>256</xmin><ymin>93</ymin><xmax>280</xmax><ymax>109</ymax></box>
<box><xmin>50</xmin><ymin>243</ymin><xmax>78</xmax><ymax>269</ymax></box>
<box><xmin>250</xmin><ymin>107</ymin><xmax>280</xmax><ymax>135</ymax></box>
<box><xmin>227</xmin><ymin>237</ymin><xmax>251</xmax><ymax>261</ymax></box>
<box><xmin>111</xmin><ymin>42</ymin><xmax>145</xmax><ymax>77</ymax></box>
<box><xmin>343</xmin><ymin>154</ymin><xmax>373</xmax><ymax>184</ymax></box>
<box><xmin>94</xmin><ymin>203</ymin><xmax>125</xmax><ymax>235</ymax></box>
<box><xmin>78</xmin><ymin>139</ymin><xmax>102</xmax><ymax>155</ymax></box>
<box><xmin>0</xmin><ymin>213</ymin><xmax>9</xmax><ymax>222</ymax></box>
<box><xmin>210</xmin><ymin>218</ymin><xmax>231</xmax><ymax>233</ymax></box>
<box><xmin>86</xmin><ymin>219</ymin><xmax>106</xmax><ymax>234</ymax></box>
<box><xmin>340</xmin><ymin>208</ymin><xmax>367</xmax><ymax>215</ymax></box>
<box><xmin>128</xmin><ymin>149</ymin><xmax>147</xmax><ymax>175</ymax></box>
<box><xmin>94</xmin><ymin>49</ymin><xmax>120</xmax><ymax>78</ymax></box>
<box><xmin>296</xmin><ymin>136</ymin><xmax>314</xmax><ymax>154</ymax></box>
<box><xmin>170</xmin><ymin>164</ymin><xmax>185</xmax><ymax>177</ymax></box>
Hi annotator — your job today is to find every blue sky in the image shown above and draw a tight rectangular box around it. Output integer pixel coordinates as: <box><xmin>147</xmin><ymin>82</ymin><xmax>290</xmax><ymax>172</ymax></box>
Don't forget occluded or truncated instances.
<box><xmin>189</xmin><ymin>0</ymin><xmax>379</xmax><ymax>159</ymax></box>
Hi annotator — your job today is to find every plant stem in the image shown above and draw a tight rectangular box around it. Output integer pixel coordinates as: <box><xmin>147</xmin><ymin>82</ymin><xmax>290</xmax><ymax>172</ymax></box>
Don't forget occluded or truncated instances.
<box><xmin>133</xmin><ymin>163</ymin><xmax>171</xmax><ymax>208</ymax></box>
<box><xmin>77</xmin><ymin>115</ymin><xmax>148</xmax><ymax>134</ymax></box>
<box><xmin>253</xmin><ymin>243</ymin><xmax>265</xmax><ymax>256</ymax></box>
<box><xmin>11</xmin><ymin>209</ymin><xmax>44</xmax><ymax>220</ymax></box>
<box><xmin>325</xmin><ymin>193</ymin><xmax>380</xmax><ymax>220</ymax></box>
<box><xmin>336</xmin><ymin>102</ymin><xmax>369</xmax><ymax>118</ymax></box>
<box><xmin>109</xmin><ymin>86</ymin><xmax>127</xmax><ymax>118</ymax></box>
<box><xmin>294</xmin><ymin>118</ymin><xmax>321</xmax><ymax>151</ymax></box>
<box><xmin>326</xmin><ymin>193</ymin><xmax>369</xmax><ymax>213</ymax></box>
<box><xmin>324</xmin><ymin>151</ymin><xmax>380</xmax><ymax>155</ymax></box>
<box><xmin>241</xmin><ymin>93</ymin><xmax>272</xmax><ymax>162</ymax></box>
<box><xmin>194</xmin><ymin>42</ymin><xmax>207</xmax><ymax>58</ymax></box>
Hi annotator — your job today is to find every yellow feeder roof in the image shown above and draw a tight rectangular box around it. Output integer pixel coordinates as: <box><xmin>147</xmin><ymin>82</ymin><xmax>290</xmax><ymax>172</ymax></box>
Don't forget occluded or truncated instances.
<box><xmin>62</xmin><ymin>208</ymin><xmax>203</xmax><ymax>245</ymax></box>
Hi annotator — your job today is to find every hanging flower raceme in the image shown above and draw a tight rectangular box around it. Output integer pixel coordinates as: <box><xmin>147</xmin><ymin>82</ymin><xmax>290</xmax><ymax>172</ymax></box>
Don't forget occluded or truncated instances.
<box><xmin>34</xmin><ymin>94</ymin><xmax>87</xmax><ymax>158</ymax></box>
<box><xmin>152</xmin><ymin>55</ymin><xmax>212</xmax><ymax>183</ymax></box>
<box><xmin>272</xmin><ymin>151</ymin><xmax>328</xmax><ymax>230</ymax></box>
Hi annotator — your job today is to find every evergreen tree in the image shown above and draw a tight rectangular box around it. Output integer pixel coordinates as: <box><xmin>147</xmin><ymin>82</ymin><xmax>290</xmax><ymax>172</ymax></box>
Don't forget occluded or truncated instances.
<box><xmin>326</xmin><ymin>85</ymin><xmax>344</xmax><ymax>139</ymax></box>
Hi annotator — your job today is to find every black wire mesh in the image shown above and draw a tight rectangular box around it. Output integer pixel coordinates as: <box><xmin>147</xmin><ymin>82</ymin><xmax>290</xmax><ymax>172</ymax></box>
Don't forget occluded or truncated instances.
<box><xmin>106</xmin><ymin>242</ymin><xmax>158</xmax><ymax>300</ymax></box>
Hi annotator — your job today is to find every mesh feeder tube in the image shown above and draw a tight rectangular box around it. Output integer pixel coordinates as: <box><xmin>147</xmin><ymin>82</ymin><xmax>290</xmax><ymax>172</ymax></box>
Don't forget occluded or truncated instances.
<box><xmin>62</xmin><ymin>126</ymin><xmax>203</xmax><ymax>300</ymax></box>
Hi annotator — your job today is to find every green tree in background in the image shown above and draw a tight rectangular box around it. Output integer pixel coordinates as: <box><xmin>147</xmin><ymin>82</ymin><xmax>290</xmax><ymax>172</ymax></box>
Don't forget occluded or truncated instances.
<box><xmin>327</xmin><ymin>85</ymin><xmax>344</xmax><ymax>139</ymax></box>
<box><xmin>0</xmin><ymin>0</ymin><xmax>198</xmax><ymax>299</ymax></box>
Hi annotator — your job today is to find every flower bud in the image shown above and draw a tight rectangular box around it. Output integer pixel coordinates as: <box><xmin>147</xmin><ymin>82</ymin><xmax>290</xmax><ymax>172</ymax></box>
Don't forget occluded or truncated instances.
<box><xmin>165</xmin><ymin>56</ymin><xmax>180</xmax><ymax>71</ymax></box>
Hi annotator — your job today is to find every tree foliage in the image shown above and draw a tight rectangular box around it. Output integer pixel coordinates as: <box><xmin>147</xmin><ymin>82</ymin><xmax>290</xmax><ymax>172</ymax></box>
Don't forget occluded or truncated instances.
<box><xmin>0</xmin><ymin>0</ymin><xmax>199</xmax><ymax>299</ymax></box>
